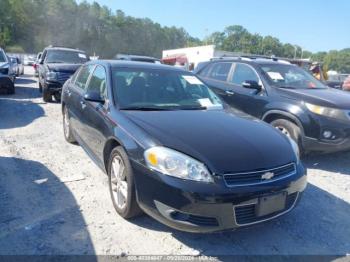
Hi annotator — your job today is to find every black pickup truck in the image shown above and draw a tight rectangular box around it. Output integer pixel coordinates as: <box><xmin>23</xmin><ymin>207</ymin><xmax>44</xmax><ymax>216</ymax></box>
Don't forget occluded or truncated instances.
<box><xmin>38</xmin><ymin>46</ymin><xmax>89</xmax><ymax>102</ymax></box>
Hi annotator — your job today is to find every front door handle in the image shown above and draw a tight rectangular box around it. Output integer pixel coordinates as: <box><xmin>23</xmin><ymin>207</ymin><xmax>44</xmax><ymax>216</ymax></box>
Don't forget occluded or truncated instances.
<box><xmin>225</xmin><ymin>90</ymin><xmax>235</xmax><ymax>96</ymax></box>
<box><xmin>80</xmin><ymin>100</ymin><xmax>86</xmax><ymax>109</ymax></box>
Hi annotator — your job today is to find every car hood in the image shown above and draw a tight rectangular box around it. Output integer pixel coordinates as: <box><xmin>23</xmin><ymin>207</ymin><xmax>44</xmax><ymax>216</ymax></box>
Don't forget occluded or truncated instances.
<box><xmin>277</xmin><ymin>88</ymin><xmax>350</xmax><ymax>109</ymax></box>
<box><xmin>47</xmin><ymin>63</ymin><xmax>81</xmax><ymax>73</ymax></box>
<box><xmin>123</xmin><ymin>110</ymin><xmax>296</xmax><ymax>174</ymax></box>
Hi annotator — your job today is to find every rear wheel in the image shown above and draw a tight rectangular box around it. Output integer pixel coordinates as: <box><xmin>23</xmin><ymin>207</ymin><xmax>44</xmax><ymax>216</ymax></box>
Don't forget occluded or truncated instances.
<box><xmin>63</xmin><ymin>106</ymin><xmax>76</xmax><ymax>143</ymax></box>
<box><xmin>271</xmin><ymin>119</ymin><xmax>304</xmax><ymax>154</ymax></box>
<box><xmin>43</xmin><ymin>87</ymin><xmax>52</xmax><ymax>102</ymax></box>
<box><xmin>108</xmin><ymin>147</ymin><xmax>142</xmax><ymax>219</ymax></box>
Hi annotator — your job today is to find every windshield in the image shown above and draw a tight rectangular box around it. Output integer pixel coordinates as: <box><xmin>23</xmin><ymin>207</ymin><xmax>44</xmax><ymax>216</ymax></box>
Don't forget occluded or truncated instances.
<box><xmin>261</xmin><ymin>64</ymin><xmax>327</xmax><ymax>89</ymax></box>
<box><xmin>46</xmin><ymin>50</ymin><xmax>88</xmax><ymax>64</ymax></box>
<box><xmin>112</xmin><ymin>68</ymin><xmax>223</xmax><ymax>110</ymax></box>
<box><xmin>0</xmin><ymin>51</ymin><xmax>6</xmax><ymax>63</ymax></box>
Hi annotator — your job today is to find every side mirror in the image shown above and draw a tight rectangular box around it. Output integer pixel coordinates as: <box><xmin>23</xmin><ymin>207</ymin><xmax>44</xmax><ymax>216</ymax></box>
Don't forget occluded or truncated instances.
<box><xmin>242</xmin><ymin>80</ymin><xmax>262</xmax><ymax>91</ymax></box>
<box><xmin>84</xmin><ymin>91</ymin><xmax>105</xmax><ymax>103</ymax></box>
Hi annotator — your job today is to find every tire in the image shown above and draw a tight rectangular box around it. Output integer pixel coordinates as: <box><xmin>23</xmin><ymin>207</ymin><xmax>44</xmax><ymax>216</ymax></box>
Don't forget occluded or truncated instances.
<box><xmin>108</xmin><ymin>146</ymin><xmax>142</xmax><ymax>219</ymax></box>
<box><xmin>2</xmin><ymin>79</ymin><xmax>15</xmax><ymax>94</ymax></box>
<box><xmin>54</xmin><ymin>93</ymin><xmax>61</xmax><ymax>103</ymax></box>
<box><xmin>63</xmin><ymin>106</ymin><xmax>76</xmax><ymax>144</ymax></box>
<box><xmin>271</xmin><ymin>119</ymin><xmax>304</xmax><ymax>154</ymax></box>
<box><xmin>43</xmin><ymin>87</ymin><xmax>52</xmax><ymax>102</ymax></box>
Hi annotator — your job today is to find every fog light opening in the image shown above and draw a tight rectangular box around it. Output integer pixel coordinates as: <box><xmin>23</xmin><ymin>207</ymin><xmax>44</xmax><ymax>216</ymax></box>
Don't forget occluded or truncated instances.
<box><xmin>322</xmin><ymin>130</ymin><xmax>332</xmax><ymax>139</ymax></box>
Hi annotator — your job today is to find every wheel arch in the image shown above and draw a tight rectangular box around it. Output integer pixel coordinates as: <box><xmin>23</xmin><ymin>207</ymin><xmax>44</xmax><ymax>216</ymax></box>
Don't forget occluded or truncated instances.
<box><xmin>262</xmin><ymin>110</ymin><xmax>305</xmax><ymax>136</ymax></box>
<box><xmin>103</xmin><ymin>138</ymin><xmax>123</xmax><ymax>174</ymax></box>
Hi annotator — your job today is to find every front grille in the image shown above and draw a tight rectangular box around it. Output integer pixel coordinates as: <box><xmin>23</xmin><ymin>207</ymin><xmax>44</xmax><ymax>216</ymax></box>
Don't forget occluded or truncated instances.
<box><xmin>234</xmin><ymin>192</ymin><xmax>298</xmax><ymax>226</ymax></box>
<box><xmin>0</xmin><ymin>68</ymin><xmax>9</xmax><ymax>75</ymax></box>
<box><xmin>56</xmin><ymin>72</ymin><xmax>72</xmax><ymax>83</ymax></box>
<box><xmin>224</xmin><ymin>163</ymin><xmax>296</xmax><ymax>187</ymax></box>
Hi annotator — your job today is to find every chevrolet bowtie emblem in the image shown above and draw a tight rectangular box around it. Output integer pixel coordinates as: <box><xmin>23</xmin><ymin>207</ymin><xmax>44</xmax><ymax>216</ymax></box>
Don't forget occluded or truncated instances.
<box><xmin>262</xmin><ymin>172</ymin><xmax>275</xmax><ymax>180</ymax></box>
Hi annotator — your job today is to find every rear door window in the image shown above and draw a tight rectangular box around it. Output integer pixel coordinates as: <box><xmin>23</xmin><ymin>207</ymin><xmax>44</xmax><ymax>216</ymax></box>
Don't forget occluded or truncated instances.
<box><xmin>231</xmin><ymin>63</ymin><xmax>260</xmax><ymax>86</ymax></box>
<box><xmin>75</xmin><ymin>65</ymin><xmax>95</xmax><ymax>90</ymax></box>
<box><xmin>86</xmin><ymin>65</ymin><xmax>107</xmax><ymax>99</ymax></box>
<box><xmin>208</xmin><ymin>62</ymin><xmax>232</xmax><ymax>81</ymax></box>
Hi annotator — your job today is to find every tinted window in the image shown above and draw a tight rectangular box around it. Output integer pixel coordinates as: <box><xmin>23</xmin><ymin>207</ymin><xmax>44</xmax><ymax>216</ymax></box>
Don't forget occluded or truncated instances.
<box><xmin>208</xmin><ymin>63</ymin><xmax>232</xmax><ymax>81</ymax></box>
<box><xmin>231</xmin><ymin>64</ymin><xmax>260</xmax><ymax>86</ymax></box>
<box><xmin>112</xmin><ymin>68</ymin><xmax>223</xmax><ymax>110</ymax></box>
<box><xmin>0</xmin><ymin>51</ymin><xmax>6</xmax><ymax>63</ymax></box>
<box><xmin>198</xmin><ymin>63</ymin><xmax>211</xmax><ymax>77</ymax></box>
<box><xmin>46</xmin><ymin>50</ymin><xmax>88</xmax><ymax>64</ymax></box>
<box><xmin>86</xmin><ymin>66</ymin><xmax>107</xmax><ymax>99</ymax></box>
<box><xmin>75</xmin><ymin>65</ymin><xmax>94</xmax><ymax>90</ymax></box>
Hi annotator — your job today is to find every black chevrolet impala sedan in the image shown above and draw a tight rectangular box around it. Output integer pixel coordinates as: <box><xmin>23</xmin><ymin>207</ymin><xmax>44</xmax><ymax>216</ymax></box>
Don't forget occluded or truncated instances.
<box><xmin>61</xmin><ymin>60</ymin><xmax>307</xmax><ymax>233</ymax></box>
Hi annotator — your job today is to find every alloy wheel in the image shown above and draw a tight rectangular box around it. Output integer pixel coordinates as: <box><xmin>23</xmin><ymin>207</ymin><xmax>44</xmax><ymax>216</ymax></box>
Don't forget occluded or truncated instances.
<box><xmin>110</xmin><ymin>155</ymin><xmax>128</xmax><ymax>210</ymax></box>
<box><xmin>275</xmin><ymin>125</ymin><xmax>291</xmax><ymax>137</ymax></box>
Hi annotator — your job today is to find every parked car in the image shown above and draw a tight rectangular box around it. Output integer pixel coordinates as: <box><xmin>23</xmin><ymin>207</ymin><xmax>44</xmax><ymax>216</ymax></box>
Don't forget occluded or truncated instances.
<box><xmin>33</xmin><ymin>52</ymin><xmax>42</xmax><ymax>77</ymax></box>
<box><xmin>9</xmin><ymin>56</ymin><xmax>19</xmax><ymax>76</ymax></box>
<box><xmin>195</xmin><ymin>57</ymin><xmax>350</xmax><ymax>155</ymax></box>
<box><xmin>15</xmin><ymin>57</ymin><xmax>24</xmax><ymax>76</ymax></box>
<box><xmin>115</xmin><ymin>54</ymin><xmax>161</xmax><ymax>64</ymax></box>
<box><xmin>327</xmin><ymin>74</ymin><xmax>349</xmax><ymax>89</ymax></box>
<box><xmin>0</xmin><ymin>48</ymin><xmax>16</xmax><ymax>94</ymax></box>
<box><xmin>38</xmin><ymin>46</ymin><xmax>89</xmax><ymax>102</ymax></box>
<box><xmin>24</xmin><ymin>55</ymin><xmax>35</xmax><ymax>66</ymax></box>
<box><xmin>61</xmin><ymin>60</ymin><xmax>306</xmax><ymax>233</ymax></box>
<box><xmin>342</xmin><ymin>76</ymin><xmax>350</xmax><ymax>91</ymax></box>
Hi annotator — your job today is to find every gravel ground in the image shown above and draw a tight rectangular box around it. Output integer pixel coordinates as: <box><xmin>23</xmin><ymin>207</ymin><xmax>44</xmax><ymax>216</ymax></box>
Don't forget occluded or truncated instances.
<box><xmin>0</xmin><ymin>67</ymin><xmax>349</xmax><ymax>257</ymax></box>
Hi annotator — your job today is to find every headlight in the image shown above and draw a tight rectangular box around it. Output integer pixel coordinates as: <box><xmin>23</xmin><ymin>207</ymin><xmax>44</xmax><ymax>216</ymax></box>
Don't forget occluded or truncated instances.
<box><xmin>46</xmin><ymin>71</ymin><xmax>57</xmax><ymax>81</ymax></box>
<box><xmin>144</xmin><ymin>146</ymin><xmax>213</xmax><ymax>183</ymax></box>
<box><xmin>288</xmin><ymin>138</ymin><xmax>300</xmax><ymax>162</ymax></box>
<box><xmin>305</xmin><ymin>103</ymin><xmax>348</xmax><ymax>121</ymax></box>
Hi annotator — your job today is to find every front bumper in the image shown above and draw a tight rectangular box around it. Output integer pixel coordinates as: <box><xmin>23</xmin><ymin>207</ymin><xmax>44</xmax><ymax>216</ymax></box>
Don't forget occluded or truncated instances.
<box><xmin>132</xmin><ymin>161</ymin><xmax>307</xmax><ymax>233</ymax></box>
<box><xmin>303</xmin><ymin>114</ymin><xmax>350</xmax><ymax>153</ymax></box>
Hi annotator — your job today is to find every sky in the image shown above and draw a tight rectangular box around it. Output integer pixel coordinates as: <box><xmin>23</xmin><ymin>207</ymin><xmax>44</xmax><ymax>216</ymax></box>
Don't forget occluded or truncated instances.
<box><xmin>82</xmin><ymin>0</ymin><xmax>349</xmax><ymax>52</ymax></box>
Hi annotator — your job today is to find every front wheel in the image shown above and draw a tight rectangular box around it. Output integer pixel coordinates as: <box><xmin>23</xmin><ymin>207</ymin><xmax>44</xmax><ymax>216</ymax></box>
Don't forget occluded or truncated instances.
<box><xmin>271</xmin><ymin>119</ymin><xmax>304</xmax><ymax>154</ymax></box>
<box><xmin>54</xmin><ymin>93</ymin><xmax>61</xmax><ymax>103</ymax></box>
<box><xmin>43</xmin><ymin>87</ymin><xmax>52</xmax><ymax>102</ymax></box>
<box><xmin>108</xmin><ymin>147</ymin><xmax>142</xmax><ymax>219</ymax></box>
<box><xmin>63</xmin><ymin>106</ymin><xmax>76</xmax><ymax>144</ymax></box>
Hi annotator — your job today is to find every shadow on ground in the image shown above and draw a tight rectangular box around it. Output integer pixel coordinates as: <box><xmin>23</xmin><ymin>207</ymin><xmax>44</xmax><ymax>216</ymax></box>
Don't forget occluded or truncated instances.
<box><xmin>131</xmin><ymin>183</ymin><xmax>350</xmax><ymax>255</ymax></box>
<box><xmin>0</xmin><ymin>157</ymin><xmax>96</xmax><ymax>256</ymax></box>
<box><xmin>0</xmin><ymin>83</ymin><xmax>44</xmax><ymax>129</ymax></box>
<box><xmin>303</xmin><ymin>151</ymin><xmax>350</xmax><ymax>175</ymax></box>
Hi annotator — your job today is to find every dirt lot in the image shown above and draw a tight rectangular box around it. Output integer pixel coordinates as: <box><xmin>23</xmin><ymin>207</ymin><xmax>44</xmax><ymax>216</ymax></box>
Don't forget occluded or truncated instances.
<box><xmin>0</xmin><ymin>67</ymin><xmax>349</xmax><ymax>257</ymax></box>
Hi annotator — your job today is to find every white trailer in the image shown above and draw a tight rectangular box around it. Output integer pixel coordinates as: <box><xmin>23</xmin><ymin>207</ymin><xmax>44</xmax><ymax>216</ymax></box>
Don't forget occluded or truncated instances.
<box><xmin>162</xmin><ymin>45</ymin><xmax>236</xmax><ymax>70</ymax></box>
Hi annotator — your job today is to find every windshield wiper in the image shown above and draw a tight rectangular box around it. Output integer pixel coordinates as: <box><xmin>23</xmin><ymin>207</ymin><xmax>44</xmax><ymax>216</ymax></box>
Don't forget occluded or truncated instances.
<box><xmin>120</xmin><ymin>106</ymin><xmax>175</xmax><ymax>111</ymax></box>
<box><xmin>177</xmin><ymin>106</ymin><xmax>207</xmax><ymax>110</ymax></box>
<box><xmin>47</xmin><ymin>61</ymin><xmax>65</xmax><ymax>64</ymax></box>
<box><xmin>277</xmin><ymin>86</ymin><xmax>296</xmax><ymax>89</ymax></box>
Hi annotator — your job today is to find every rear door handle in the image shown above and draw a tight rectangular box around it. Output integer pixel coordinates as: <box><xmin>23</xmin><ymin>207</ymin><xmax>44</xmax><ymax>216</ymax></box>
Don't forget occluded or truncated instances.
<box><xmin>225</xmin><ymin>90</ymin><xmax>235</xmax><ymax>96</ymax></box>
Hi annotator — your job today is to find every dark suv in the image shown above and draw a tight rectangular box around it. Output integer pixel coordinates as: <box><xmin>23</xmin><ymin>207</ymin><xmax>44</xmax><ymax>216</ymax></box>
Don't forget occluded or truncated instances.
<box><xmin>38</xmin><ymin>46</ymin><xmax>89</xmax><ymax>102</ymax></box>
<box><xmin>0</xmin><ymin>48</ymin><xmax>16</xmax><ymax>94</ymax></box>
<box><xmin>195</xmin><ymin>57</ymin><xmax>350</xmax><ymax>154</ymax></box>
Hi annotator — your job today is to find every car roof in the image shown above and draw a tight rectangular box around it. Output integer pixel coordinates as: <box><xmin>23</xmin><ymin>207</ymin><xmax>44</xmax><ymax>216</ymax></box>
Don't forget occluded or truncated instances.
<box><xmin>116</xmin><ymin>54</ymin><xmax>160</xmax><ymax>61</ymax></box>
<box><xmin>44</xmin><ymin>47</ymin><xmax>86</xmax><ymax>53</ymax></box>
<box><xmin>209</xmin><ymin>57</ymin><xmax>293</xmax><ymax>66</ymax></box>
<box><xmin>90</xmin><ymin>60</ymin><xmax>189</xmax><ymax>72</ymax></box>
